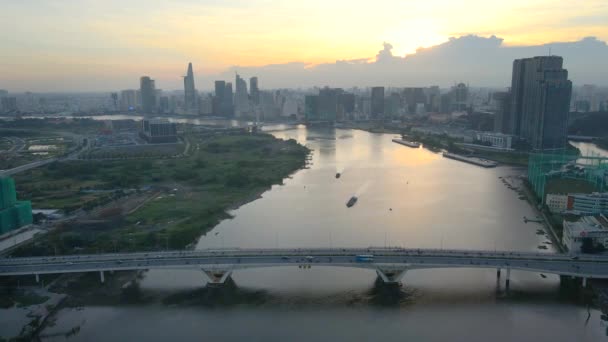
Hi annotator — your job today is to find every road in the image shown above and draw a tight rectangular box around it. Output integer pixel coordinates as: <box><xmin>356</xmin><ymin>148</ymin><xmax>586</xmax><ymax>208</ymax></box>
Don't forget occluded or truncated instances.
<box><xmin>2</xmin><ymin>248</ymin><xmax>608</xmax><ymax>284</ymax></box>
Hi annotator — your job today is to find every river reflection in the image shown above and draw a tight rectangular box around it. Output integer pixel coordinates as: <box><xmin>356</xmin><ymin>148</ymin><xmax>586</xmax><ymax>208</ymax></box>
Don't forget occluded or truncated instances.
<box><xmin>40</xmin><ymin>126</ymin><xmax>608</xmax><ymax>341</ymax></box>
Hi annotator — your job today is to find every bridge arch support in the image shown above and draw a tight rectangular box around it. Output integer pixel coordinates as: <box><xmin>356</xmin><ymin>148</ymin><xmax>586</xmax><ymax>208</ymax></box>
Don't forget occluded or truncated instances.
<box><xmin>376</xmin><ymin>266</ymin><xmax>408</xmax><ymax>284</ymax></box>
<box><xmin>202</xmin><ymin>268</ymin><xmax>233</xmax><ymax>285</ymax></box>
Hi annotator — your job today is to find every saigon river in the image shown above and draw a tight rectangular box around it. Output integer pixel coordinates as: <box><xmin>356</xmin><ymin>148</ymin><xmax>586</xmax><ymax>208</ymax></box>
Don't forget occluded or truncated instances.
<box><xmin>38</xmin><ymin>125</ymin><xmax>607</xmax><ymax>341</ymax></box>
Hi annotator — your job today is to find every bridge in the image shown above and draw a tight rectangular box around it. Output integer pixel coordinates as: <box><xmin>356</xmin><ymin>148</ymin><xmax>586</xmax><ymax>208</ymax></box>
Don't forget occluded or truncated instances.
<box><xmin>2</xmin><ymin>247</ymin><xmax>608</xmax><ymax>288</ymax></box>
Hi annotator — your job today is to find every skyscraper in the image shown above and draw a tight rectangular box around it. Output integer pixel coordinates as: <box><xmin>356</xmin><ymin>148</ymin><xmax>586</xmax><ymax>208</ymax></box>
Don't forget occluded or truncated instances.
<box><xmin>224</xmin><ymin>82</ymin><xmax>234</xmax><ymax>117</ymax></box>
<box><xmin>234</xmin><ymin>74</ymin><xmax>249</xmax><ymax>117</ymax></box>
<box><xmin>509</xmin><ymin>56</ymin><xmax>572</xmax><ymax>149</ymax></box>
<box><xmin>250</xmin><ymin>77</ymin><xmax>259</xmax><ymax>105</ymax></box>
<box><xmin>371</xmin><ymin>87</ymin><xmax>385</xmax><ymax>119</ymax></box>
<box><xmin>120</xmin><ymin>90</ymin><xmax>137</xmax><ymax>111</ymax></box>
<box><xmin>213</xmin><ymin>80</ymin><xmax>226</xmax><ymax>116</ymax></box>
<box><xmin>140</xmin><ymin>76</ymin><xmax>156</xmax><ymax>114</ymax></box>
<box><xmin>317</xmin><ymin>87</ymin><xmax>342</xmax><ymax>121</ymax></box>
<box><xmin>493</xmin><ymin>91</ymin><xmax>512</xmax><ymax>134</ymax></box>
<box><xmin>450</xmin><ymin>83</ymin><xmax>468</xmax><ymax>112</ymax></box>
<box><xmin>183</xmin><ymin>62</ymin><xmax>197</xmax><ymax>113</ymax></box>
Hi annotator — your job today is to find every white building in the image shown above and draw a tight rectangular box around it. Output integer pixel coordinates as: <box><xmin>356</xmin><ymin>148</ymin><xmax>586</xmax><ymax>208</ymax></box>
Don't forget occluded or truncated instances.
<box><xmin>546</xmin><ymin>194</ymin><xmax>568</xmax><ymax>213</ymax></box>
<box><xmin>562</xmin><ymin>215</ymin><xmax>608</xmax><ymax>253</ymax></box>
<box><xmin>566</xmin><ymin>192</ymin><xmax>608</xmax><ymax>216</ymax></box>
<box><xmin>475</xmin><ymin>132</ymin><xmax>513</xmax><ymax>149</ymax></box>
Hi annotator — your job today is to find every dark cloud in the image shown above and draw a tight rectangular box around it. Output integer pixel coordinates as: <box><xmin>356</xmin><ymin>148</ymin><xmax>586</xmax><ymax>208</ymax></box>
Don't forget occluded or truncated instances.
<box><xmin>212</xmin><ymin>35</ymin><xmax>608</xmax><ymax>89</ymax></box>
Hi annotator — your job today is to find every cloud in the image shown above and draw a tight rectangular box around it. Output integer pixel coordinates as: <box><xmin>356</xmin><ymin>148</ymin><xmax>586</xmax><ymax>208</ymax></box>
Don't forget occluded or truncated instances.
<box><xmin>209</xmin><ymin>35</ymin><xmax>608</xmax><ymax>89</ymax></box>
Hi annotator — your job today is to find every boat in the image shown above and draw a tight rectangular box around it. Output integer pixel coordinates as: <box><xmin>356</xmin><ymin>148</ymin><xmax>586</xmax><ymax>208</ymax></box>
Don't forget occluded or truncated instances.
<box><xmin>336</xmin><ymin>173</ymin><xmax>341</xmax><ymax>179</ymax></box>
<box><xmin>346</xmin><ymin>196</ymin><xmax>358</xmax><ymax>208</ymax></box>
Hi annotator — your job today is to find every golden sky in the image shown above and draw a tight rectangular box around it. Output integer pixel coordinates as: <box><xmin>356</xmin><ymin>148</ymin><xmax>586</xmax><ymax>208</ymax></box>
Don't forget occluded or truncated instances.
<box><xmin>1</xmin><ymin>0</ymin><xmax>607</xmax><ymax>90</ymax></box>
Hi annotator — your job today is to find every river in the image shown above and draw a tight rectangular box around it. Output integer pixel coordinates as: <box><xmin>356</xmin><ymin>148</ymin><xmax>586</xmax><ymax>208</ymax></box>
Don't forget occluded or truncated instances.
<box><xmin>34</xmin><ymin>126</ymin><xmax>608</xmax><ymax>340</ymax></box>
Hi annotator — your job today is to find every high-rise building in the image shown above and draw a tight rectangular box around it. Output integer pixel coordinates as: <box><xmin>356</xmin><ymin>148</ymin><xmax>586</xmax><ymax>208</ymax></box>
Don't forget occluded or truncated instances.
<box><xmin>213</xmin><ymin>80</ymin><xmax>225</xmax><ymax>116</ymax></box>
<box><xmin>183</xmin><ymin>62</ymin><xmax>197</xmax><ymax>113</ymax></box>
<box><xmin>509</xmin><ymin>56</ymin><xmax>572</xmax><ymax>150</ymax></box>
<box><xmin>0</xmin><ymin>177</ymin><xmax>32</xmax><ymax>234</ymax></box>
<box><xmin>120</xmin><ymin>90</ymin><xmax>137</xmax><ymax>111</ymax></box>
<box><xmin>224</xmin><ymin>82</ymin><xmax>234</xmax><ymax>117</ymax></box>
<box><xmin>339</xmin><ymin>93</ymin><xmax>355</xmax><ymax>115</ymax></box>
<box><xmin>159</xmin><ymin>96</ymin><xmax>170</xmax><ymax>114</ymax></box>
<box><xmin>234</xmin><ymin>74</ymin><xmax>249</xmax><ymax>117</ymax></box>
<box><xmin>450</xmin><ymin>83</ymin><xmax>468</xmax><ymax>112</ymax></box>
<box><xmin>0</xmin><ymin>97</ymin><xmax>18</xmax><ymax>113</ymax></box>
<box><xmin>316</xmin><ymin>87</ymin><xmax>343</xmax><ymax>121</ymax></box>
<box><xmin>493</xmin><ymin>91</ymin><xmax>512</xmax><ymax>134</ymax></box>
<box><xmin>140</xmin><ymin>76</ymin><xmax>157</xmax><ymax>114</ymax></box>
<box><xmin>250</xmin><ymin>77</ymin><xmax>259</xmax><ymax>105</ymax></box>
<box><xmin>371</xmin><ymin>87</ymin><xmax>385</xmax><ymax>119</ymax></box>
<box><xmin>305</xmin><ymin>95</ymin><xmax>320</xmax><ymax>121</ymax></box>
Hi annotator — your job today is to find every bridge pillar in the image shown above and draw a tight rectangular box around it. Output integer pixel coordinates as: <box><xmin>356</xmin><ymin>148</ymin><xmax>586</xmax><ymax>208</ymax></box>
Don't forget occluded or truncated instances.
<box><xmin>202</xmin><ymin>269</ymin><xmax>232</xmax><ymax>286</ymax></box>
<box><xmin>497</xmin><ymin>269</ymin><xmax>501</xmax><ymax>279</ymax></box>
<box><xmin>100</xmin><ymin>271</ymin><xmax>105</xmax><ymax>283</ymax></box>
<box><xmin>505</xmin><ymin>268</ymin><xmax>511</xmax><ymax>290</ymax></box>
<box><xmin>376</xmin><ymin>267</ymin><xmax>407</xmax><ymax>284</ymax></box>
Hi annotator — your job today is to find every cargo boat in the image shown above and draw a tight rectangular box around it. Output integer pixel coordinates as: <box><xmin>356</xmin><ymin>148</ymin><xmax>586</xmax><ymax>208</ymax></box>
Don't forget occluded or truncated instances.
<box><xmin>346</xmin><ymin>196</ymin><xmax>358</xmax><ymax>208</ymax></box>
<box><xmin>392</xmin><ymin>138</ymin><xmax>420</xmax><ymax>148</ymax></box>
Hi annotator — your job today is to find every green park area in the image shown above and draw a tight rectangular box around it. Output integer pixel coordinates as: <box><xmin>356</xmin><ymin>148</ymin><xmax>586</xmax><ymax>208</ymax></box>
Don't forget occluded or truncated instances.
<box><xmin>12</xmin><ymin>132</ymin><xmax>309</xmax><ymax>255</ymax></box>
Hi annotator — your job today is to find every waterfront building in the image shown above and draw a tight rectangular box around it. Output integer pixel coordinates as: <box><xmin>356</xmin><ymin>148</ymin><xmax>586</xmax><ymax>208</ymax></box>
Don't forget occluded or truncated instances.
<box><xmin>305</xmin><ymin>95</ymin><xmax>320</xmax><ymax>121</ymax></box>
<box><xmin>509</xmin><ymin>56</ymin><xmax>572</xmax><ymax>150</ymax></box>
<box><xmin>371</xmin><ymin>87</ymin><xmax>385</xmax><ymax>119</ymax></box>
<box><xmin>140</xmin><ymin>76</ymin><xmax>157</xmax><ymax>114</ymax></box>
<box><xmin>566</xmin><ymin>192</ymin><xmax>608</xmax><ymax>216</ymax></box>
<box><xmin>546</xmin><ymin>194</ymin><xmax>568</xmax><ymax>213</ymax></box>
<box><xmin>562</xmin><ymin>215</ymin><xmax>608</xmax><ymax>252</ymax></box>
<box><xmin>0</xmin><ymin>177</ymin><xmax>33</xmax><ymax>234</ymax></box>
<box><xmin>140</xmin><ymin>119</ymin><xmax>177</xmax><ymax>143</ymax></box>
<box><xmin>318</xmin><ymin>87</ymin><xmax>342</xmax><ymax>121</ymax></box>
<box><xmin>183</xmin><ymin>62</ymin><xmax>197</xmax><ymax>113</ymax></box>
<box><xmin>475</xmin><ymin>132</ymin><xmax>513</xmax><ymax>149</ymax></box>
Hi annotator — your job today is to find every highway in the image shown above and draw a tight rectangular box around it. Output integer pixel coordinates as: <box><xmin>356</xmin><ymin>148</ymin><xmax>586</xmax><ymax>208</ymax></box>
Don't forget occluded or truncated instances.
<box><xmin>2</xmin><ymin>247</ymin><xmax>608</xmax><ymax>284</ymax></box>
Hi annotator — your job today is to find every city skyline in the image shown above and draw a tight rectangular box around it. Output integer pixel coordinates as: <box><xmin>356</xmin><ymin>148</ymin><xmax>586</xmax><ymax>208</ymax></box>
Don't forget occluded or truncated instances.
<box><xmin>1</xmin><ymin>1</ymin><xmax>608</xmax><ymax>91</ymax></box>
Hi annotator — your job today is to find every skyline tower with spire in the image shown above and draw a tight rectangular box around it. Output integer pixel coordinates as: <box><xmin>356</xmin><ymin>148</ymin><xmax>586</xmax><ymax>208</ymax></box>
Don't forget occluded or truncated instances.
<box><xmin>183</xmin><ymin>62</ymin><xmax>197</xmax><ymax>113</ymax></box>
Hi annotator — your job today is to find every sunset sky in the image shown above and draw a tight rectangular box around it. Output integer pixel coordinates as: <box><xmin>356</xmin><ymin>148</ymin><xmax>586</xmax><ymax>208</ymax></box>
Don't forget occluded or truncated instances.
<box><xmin>1</xmin><ymin>0</ymin><xmax>607</xmax><ymax>91</ymax></box>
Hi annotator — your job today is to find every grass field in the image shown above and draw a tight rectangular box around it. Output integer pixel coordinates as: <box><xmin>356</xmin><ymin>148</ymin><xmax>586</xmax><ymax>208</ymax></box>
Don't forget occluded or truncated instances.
<box><xmin>13</xmin><ymin>132</ymin><xmax>309</xmax><ymax>255</ymax></box>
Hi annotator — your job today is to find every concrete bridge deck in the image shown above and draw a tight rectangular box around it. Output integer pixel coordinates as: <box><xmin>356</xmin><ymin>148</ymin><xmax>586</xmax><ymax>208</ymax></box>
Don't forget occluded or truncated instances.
<box><xmin>2</xmin><ymin>247</ymin><xmax>608</xmax><ymax>286</ymax></box>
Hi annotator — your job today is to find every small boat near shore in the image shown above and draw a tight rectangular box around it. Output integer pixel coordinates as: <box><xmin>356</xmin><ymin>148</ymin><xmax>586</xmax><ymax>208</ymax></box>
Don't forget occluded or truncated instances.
<box><xmin>346</xmin><ymin>196</ymin><xmax>358</xmax><ymax>208</ymax></box>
